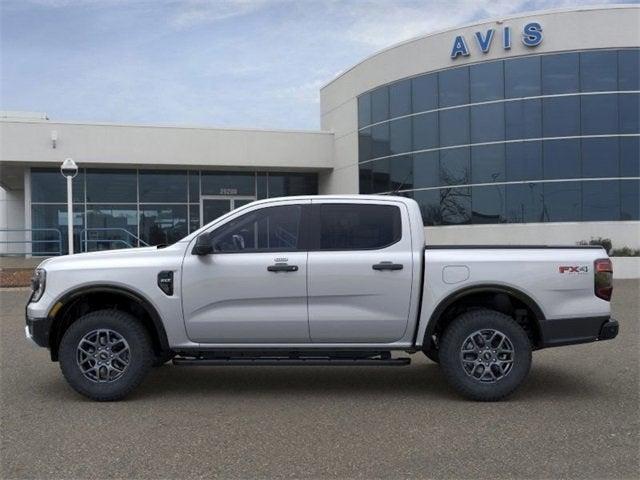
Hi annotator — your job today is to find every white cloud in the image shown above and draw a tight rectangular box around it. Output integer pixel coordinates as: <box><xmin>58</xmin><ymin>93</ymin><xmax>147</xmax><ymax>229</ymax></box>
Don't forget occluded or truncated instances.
<box><xmin>2</xmin><ymin>0</ymin><xmax>626</xmax><ymax>130</ymax></box>
<box><xmin>17</xmin><ymin>0</ymin><xmax>134</xmax><ymax>6</ymax></box>
<box><xmin>169</xmin><ymin>0</ymin><xmax>277</xmax><ymax>29</ymax></box>
<box><xmin>332</xmin><ymin>0</ymin><xmax>587</xmax><ymax>49</ymax></box>
<box><xmin>271</xmin><ymin>77</ymin><xmax>325</xmax><ymax>104</ymax></box>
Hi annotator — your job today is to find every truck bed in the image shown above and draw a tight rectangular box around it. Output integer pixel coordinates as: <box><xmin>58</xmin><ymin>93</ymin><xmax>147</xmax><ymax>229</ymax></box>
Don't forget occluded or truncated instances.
<box><xmin>425</xmin><ymin>245</ymin><xmax>605</xmax><ymax>250</ymax></box>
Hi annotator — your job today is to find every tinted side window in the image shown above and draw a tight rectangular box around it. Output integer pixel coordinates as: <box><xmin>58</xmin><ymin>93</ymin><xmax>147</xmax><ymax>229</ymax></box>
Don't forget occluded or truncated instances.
<box><xmin>139</xmin><ymin>170</ymin><xmax>187</xmax><ymax>203</ymax></box>
<box><xmin>319</xmin><ymin>204</ymin><xmax>401</xmax><ymax>250</ymax></box>
<box><xmin>543</xmin><ymin>139</ymin><xmax>581</xmax><ymax>180</ymax></box>
<box><xmin>542</xmin><ymin>53</ymin><xmax>579</xmax><ymax>94</ymax></box>
<box><xmin>470</xmin><ymin>103</ymin><xmax>504</xmax><ymax>143</ymax></box>
<box><xmin>581</xmin><ymin>94</ymin><xmax>618</xmax><ymax>135</ymax></box>
<box><xmin>543</xmin><ymin>181</ymin><xmax>581</xmax><ymax>222</ymax></box>
<box><xmin>439</xmin><ymin>67</ymin><xmax>469</xmax><ymax>107</ymax></box>
<box><xmin>32</xmin><ymin>168</ymin><xmax>85</xmax><ymax>203</ymax></box>
<box><xmin>389</xmin><ymin>117</ymin><xmax>412</xmax><ymax>155</ymax></box>
<box><xmin>359</xmin><ymin>128</ymin><xmax>373</xmax><ymax>162</ymax></box>
<box><xmin>413</xmin><ymin>151</ymin><xmax>439</xmax><ymax>188</ymax></box>
<box><xmin>505</xmin><ymin>183</ymin><xmax>543</xmax><ymax>223</ymax></box>
<box><xmin>412</xmin><ymin>112</ymin><xmax>438</xmax><ymax>150</ymax></box>
<box><xmin>543</xmin><ymin>96</ymin><xmax>580</xmax><ymax>137</ymax></box>
<box><xmin>212</xmin><ymin>205</ymin><xmax>301</xmax><ymax>253</ymax></box>
<box><xmin>359</xmin><ymin>163</ymin><xmax>373</xmax><ymax>194</ymax></box>
<box><xmin>505</xmin><ymin>99</ymin><xmax>541</xmax><ymax>140</ymax></box>
<box><xmin>358</xmin><ymin>93</ymin><xmax>372</xmax><ymax>128</ymax></box>
<box><xmin>371</xmin><ymin>87</ymin><xmax>390</xmax><ymax>123</ymax></box>
<box><xmin>371</xmin><ymin>123</ymin><xmax>390</xmax><ymax>158</ymax></box>
<box><xmin>372</xmin><ymin>158</ymin><xmax>390</xmax><ymax>193</ymax></box>
<box><xmin>412</xmin><ymin>73</ymin><xmax>438</xmax><ymax>112</ymax></box>
<box><xmin>471</xmin><ymin>144</ymin><xmax>505</xmax><ymax>184</ymax></box>
<box><xmin>86</xmin><ymin>169</ymin><xmax>136</xmax><ymax>203</ymax></box>
<box><xmin>439</xmin><ymin>107</ymin><xmax>469</xmax><ymax>147</ymax></box>
<box><xmin>505</xmin><ymin>141</ymin><xmax>543</xmax><ymax>182</ymax></box>
<box><xmin>619</xmin><ymin>49</ymin><xmax>640</xmax><ymax>91</ymax></box>
<box><xmin>470</xmin><ymin>61</ymin><xmax>504</xmax><ymax>102</ymax></box>
<box><xmin>390</xmin><ymin>79</ymin><xmax>412</xmax><ymax>118</ymax></box>
<box><xmin>505</xmin><ymin>56</ymin><xmax>541</xmax><ymax>98</ymax></box>
<box><xmin>580</xmin><ymin>50</ymin><xmax>617</xmax><ymax>92</ymax></box>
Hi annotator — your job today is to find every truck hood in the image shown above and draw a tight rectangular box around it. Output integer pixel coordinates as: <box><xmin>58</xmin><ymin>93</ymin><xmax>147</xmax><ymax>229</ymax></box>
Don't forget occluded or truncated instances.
<box><xmin>36</xmin><ymin>246</ymin><xmax>172</xmax><ymax>271</ymax></box>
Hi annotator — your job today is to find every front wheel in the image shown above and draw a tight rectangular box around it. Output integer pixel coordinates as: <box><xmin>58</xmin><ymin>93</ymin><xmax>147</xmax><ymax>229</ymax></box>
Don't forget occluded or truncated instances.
<box><xmin>59</xmin><ymin>310</ymin><xmax>153</xmax><ymax>401</ymax></box>
<box><xmin>153</xmin><ymin>350</ymin><xmax>175</xmax><ymax>367</ymax></box>
<box><xmin>439</xmin><ymin>309</ymin><xmax>532</xmax><ymax>401</ymax></box>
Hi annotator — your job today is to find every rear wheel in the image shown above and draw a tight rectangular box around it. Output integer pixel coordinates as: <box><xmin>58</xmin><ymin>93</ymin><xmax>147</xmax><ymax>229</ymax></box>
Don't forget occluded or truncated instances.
<box><xmin>59</xmin><ymin>310</ymin><xmax>153</xmax><ymax>401</ymax></box>
<box><xmin>439</xmin><ymin>309</ymin><xmax>531</xmax><ymax>401</ymax></box>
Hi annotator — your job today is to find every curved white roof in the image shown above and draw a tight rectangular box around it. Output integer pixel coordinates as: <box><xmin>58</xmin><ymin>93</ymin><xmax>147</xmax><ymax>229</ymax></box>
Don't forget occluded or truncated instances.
<box><xmin>321</xmin><ymin>4</ymin><xmax>638</xmax><ymax>91</ymax></box>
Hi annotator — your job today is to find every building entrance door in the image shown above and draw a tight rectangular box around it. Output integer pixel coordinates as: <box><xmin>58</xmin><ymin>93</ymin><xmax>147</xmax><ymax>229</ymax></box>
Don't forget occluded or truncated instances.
<box><xmin>200</xmin><ymin>196</ymin><xmax>255</xmax><ymax>227</ymax></box>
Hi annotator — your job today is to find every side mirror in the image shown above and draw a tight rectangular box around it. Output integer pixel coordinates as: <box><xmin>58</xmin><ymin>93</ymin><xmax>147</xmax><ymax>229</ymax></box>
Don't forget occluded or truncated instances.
<box><xmin>192</xmin><ymin>233</ymin><xmax>213</xmax><ymax>255</ymax></box>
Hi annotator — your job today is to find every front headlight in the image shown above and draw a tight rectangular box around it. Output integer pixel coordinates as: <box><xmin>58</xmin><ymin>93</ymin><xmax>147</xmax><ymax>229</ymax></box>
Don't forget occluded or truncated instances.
<box><xmin>30</xmin><ymin>268</ymin><xmax>46</xmax><ymax>303</ymax></box>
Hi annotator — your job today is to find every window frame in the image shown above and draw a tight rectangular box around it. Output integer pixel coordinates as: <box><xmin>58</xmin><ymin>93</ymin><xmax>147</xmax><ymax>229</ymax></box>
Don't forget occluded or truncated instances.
<box><xmin>307</xmin><ymin>202</ymin><xmax>404</xmax><ymax>252</ymax></box>
<box><xmin>207</xmin><ymin>203</ymin><xmax>311</xmax><ymax>254</ymax></box>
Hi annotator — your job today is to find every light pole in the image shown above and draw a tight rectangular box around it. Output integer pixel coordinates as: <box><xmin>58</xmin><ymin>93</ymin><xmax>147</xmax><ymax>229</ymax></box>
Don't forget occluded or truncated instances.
<box><xmin>60</xmin><ymin>158</ymin><xmax>78</xmax><ymax>255</ymax></box>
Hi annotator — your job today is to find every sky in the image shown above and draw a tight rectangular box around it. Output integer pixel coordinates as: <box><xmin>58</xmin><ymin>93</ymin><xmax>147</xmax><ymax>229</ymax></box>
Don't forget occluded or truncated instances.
<box><xmin>0</xmin><ymin>0</ymin><xmax>630</xmax><ymax>130</ymax></box>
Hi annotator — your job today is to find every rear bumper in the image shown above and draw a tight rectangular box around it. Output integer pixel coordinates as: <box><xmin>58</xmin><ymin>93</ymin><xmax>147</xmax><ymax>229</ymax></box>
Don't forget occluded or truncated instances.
<box><xmin>598</xmin><ymin>319</ymin><xmax>619</xmax><ymax>340</ymax></box>
<box><xmin>539</xmin><ymin>316</ymin><xmax>619</xmax><ymax>348</ymax></box>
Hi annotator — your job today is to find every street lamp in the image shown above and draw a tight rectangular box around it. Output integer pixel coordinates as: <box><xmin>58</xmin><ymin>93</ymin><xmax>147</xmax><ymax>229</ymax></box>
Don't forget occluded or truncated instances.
<box><xmin>60</xmin><ymin>158</ymin><xmax>78</xmax><ymax>255</ymax></box>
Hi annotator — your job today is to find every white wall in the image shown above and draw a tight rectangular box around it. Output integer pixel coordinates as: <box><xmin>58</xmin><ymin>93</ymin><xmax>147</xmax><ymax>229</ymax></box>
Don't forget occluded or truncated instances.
<box><xmin>611</xmin><ymin>257</ymin><xmax>640</xmax><ymax>280</ymax></box>
<box><xmin>424</xmin><ymin>221</ymin><xmax>640</xmax><ymax>249</ymax></box>
<box><xmin>0</xmin><ymin>120</ymin><xmax>334</xmax><ymax>171</ymax></box>
<box><xmin>0</xmin><ymin>186</ymin><xmax>25</xmax><ymax>254</ymax></box>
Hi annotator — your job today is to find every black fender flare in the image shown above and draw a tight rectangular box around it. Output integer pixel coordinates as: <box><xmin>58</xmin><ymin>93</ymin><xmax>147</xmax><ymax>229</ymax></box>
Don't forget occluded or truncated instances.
<box><xmin>423</xmin><ymin>284</ymin><xmax>546</xmax><ymax>347</ymax></box>
<box><xmin>49</xmin><ymin>284</ymin><xmax>170</xmax><ymax>359</ymax></box>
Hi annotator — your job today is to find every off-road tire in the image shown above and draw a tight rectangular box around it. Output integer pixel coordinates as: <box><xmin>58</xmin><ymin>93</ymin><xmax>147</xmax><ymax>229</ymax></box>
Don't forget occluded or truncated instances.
<box><xmin>153</xmin><ymin>351</ymin><xmax>175</xmax><ymax>367</ymax></box>
<box><xmin>59</xmin><ymin>309</ymin><xmax>153</xmax><ymax>401</ymax></box>
<box><xmin>439</xmin><ymin>309</ymin><xmax>532</xmax><ymax>401</ymax></box>
<box><xmin>423</xmin><ymin>347</ymin><xmax>439</xmax><ymax>363</ymax></box>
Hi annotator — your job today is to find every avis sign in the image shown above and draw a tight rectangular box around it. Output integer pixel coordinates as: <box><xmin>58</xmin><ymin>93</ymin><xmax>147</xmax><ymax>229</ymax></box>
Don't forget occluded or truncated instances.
<box><xmin>450</xmin><ymin>22</ymin><xmax>543</xmax><ymax>59</ymax></box>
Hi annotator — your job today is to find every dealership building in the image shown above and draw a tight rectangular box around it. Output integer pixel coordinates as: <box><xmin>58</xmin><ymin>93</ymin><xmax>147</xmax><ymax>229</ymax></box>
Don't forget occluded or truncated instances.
<box><xmin>1</xmin><ymin>5</ymin><xmax>638</xmax><ymax>256</ymax></box>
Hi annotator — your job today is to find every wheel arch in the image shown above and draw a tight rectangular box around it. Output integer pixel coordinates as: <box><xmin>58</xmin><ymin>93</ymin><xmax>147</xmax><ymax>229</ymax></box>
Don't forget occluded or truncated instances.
<box><xmin>423</xmin><ymin>284</ymin><xmax>546</xmax><ymax>352</ymax></box>
<box><xmin>47</xmin><ymin>284</ymin><xmax>170</xmax><ymax>361</ymax></box>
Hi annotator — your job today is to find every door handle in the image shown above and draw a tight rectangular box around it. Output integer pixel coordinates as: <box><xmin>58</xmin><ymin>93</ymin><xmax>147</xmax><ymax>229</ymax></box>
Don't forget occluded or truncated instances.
<box><xmin>372</xmin><ymin>262</ymin><xmax>403</xmax><ymax>271</ymax></box>
<box><xmin>267</xmin><ymin>264</ymin><xmax>299</xmax><ymax>272</ymax></box>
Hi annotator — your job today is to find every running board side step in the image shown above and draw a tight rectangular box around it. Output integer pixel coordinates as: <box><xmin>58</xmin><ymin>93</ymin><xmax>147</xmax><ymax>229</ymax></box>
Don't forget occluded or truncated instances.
<box><xmin>172</xmin><ymin>357</ymin><xmax>411</xmax><ymax>367</ymax></box>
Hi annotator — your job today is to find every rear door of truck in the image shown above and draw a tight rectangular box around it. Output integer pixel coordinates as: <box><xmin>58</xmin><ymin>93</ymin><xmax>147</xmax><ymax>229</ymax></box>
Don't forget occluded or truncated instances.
<box><xmin>306</xmin><ymin>199</ymin><xmax>414</xmax><ymax>343</ymax></box>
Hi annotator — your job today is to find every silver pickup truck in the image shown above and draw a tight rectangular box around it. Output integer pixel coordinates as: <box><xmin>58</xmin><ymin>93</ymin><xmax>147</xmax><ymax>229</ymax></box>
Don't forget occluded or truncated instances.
<box><xmin>26</xmin><ymin>195</ymin><xmax>618</xmax><ymax>401</ymax></box>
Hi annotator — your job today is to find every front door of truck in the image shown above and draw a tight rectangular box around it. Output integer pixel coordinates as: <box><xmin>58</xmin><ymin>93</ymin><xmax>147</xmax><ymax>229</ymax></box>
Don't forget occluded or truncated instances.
<box><xmin>182</xmin><ymin>200</ymin><xmax>310</xmax><ymax>343</ymax></box>
<box><xmin>307</xmin><ymin>201</ymin><xmax>413</xmax><ymax>343</ymax></box>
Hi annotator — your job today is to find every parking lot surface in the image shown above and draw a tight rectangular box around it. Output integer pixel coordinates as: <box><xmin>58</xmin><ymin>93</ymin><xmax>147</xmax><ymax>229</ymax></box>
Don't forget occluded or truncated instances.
<box><xmin>1</xmin><ymin>281</ymin><xmax>639</xmax><ymax>479</ymax></box>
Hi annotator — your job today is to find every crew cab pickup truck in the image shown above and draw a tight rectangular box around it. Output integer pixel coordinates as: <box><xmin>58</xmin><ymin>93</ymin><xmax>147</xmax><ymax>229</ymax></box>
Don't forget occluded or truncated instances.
<box><xmin>26</xmin><ymin>195</ymin><xmax>618</xmax><ymax>401</ymax></box>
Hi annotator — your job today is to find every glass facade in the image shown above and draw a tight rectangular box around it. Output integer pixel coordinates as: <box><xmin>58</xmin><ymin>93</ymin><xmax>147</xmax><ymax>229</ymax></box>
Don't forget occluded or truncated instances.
<box><xmin>31</xmin><ymin>168</ymin><xmax>317</xmax><ymax>254</ymax></box>
<box><xmin>357</xmin><ymin>48</ymin><xmax>640</xmax><ymax>226</ymax></box>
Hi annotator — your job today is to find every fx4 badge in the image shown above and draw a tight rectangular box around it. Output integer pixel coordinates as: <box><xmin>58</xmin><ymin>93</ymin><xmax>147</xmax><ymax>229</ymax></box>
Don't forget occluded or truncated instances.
<box><xmin>559</xmin><ymin>265</ymin><xmax>589</xmax><ymax>274</ymax></box>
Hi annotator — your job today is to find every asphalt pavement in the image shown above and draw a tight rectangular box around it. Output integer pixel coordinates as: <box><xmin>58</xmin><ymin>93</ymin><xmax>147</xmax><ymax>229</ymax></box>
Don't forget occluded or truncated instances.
<box><xmin>1</xmin><ymin>281</ymin><xmax>639</xmax><ymax>479</ymax></box>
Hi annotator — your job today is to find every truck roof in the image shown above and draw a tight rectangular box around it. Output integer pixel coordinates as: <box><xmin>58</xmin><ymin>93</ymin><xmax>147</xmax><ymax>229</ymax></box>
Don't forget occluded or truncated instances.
<box><xmin>250</xmin><ymin>194</ymin><xmax>413</xmax><ymax>205</ymax></box>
